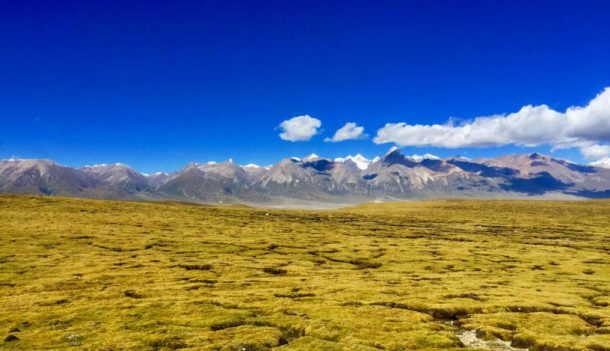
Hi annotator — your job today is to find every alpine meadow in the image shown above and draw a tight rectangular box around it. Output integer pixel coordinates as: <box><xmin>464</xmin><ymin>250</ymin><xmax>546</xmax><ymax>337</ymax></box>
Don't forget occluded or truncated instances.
<box><xmin>1</xmin><ymin>196</ymin><xmax>609</xmax><ymax>350</ymax></box>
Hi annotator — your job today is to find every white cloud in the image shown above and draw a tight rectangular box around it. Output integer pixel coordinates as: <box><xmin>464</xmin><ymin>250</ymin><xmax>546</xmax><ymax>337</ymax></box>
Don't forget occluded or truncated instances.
<box><xmin>278</xmin><ymin>115</ymin><xmax>322</xmax><ymax>142</ymax></box>
<box><xmin>325</xmin><ymin>122</ymin><xmax>367</xmax><ymax>142</ymax></box>
<box><xmin>590</xmin><ymin>157</ymin><xmax>610</xmax><ymax>169</ymax></box>
<box><xmin>406</xmin><ymin>153</ymin><xmax>440</xmax><ymax>162</ymax></box>
<box><xmin>566</xmin><ymin>89</ymin><xmax>610</xmax><ymax>141</ymax></box>
<box><xmin>374</xmin><ymin>87</ymin><xmax>610</xmax><ymax>160</ymax></box>
<box><xmin>580</xmin><ymin>144</ymin><xmax>610</xmax><ymax>160</ymax></box>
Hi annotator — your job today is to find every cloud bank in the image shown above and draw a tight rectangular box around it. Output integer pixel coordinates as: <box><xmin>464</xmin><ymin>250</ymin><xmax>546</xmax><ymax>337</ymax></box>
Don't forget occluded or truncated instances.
<box><xmin>374</xmin><ymin>88</ymin><xmax>610</xmax><ymax>160</ymax></box>
<box><xmin>325</xmin><ymin>122</ymin><xmax>367</xmax><ymax>142</ymax></box>
<box><xmin>278</xmin><ymin>115</ymin><xmax>322</xmax><ymax>142</ymax></box>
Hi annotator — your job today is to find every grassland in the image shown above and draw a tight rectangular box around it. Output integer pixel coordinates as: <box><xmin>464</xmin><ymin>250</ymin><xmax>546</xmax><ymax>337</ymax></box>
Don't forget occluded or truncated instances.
<box><xmin>0</xmin><ymin>196</ymin><xmax>608</xmax><ymax>351</ymax></box>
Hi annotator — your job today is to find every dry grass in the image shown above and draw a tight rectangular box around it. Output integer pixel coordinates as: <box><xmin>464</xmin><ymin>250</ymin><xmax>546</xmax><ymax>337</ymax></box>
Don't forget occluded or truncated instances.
<box><xmin>0</xmin><ymin>196</ymin><xmax>608</xmax><ymax>350</ymax></box>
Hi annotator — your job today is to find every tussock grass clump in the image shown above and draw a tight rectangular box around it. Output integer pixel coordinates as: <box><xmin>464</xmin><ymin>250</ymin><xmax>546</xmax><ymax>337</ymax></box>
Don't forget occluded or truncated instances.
<box><xmin>4</xmin><ymin>335</ymin><xmax>19</xmax><ymax>342</ymax></box>
<box><xmin>444</xmin><ymin>293</ymin><xmax>483</xmax><ymax>301</ymax></box>
<box><xmin>267</xmin><ymin>243</ymin><xmax>279</xmax><ymax>250</ymax></box>
<box><xmin>263</xmin><ymin>267</ymin><xmax>287</xmax><ymax>275</ymax></box>
<box><xmin>148</xmin><ymin>336</ymin><xmax>187</xmax><ymax>350</ymax></box>
<box><xmin>123</xmin><ymin>290</ymin><xmax>144</xmax><ymax>299</ymax></box>
<box><xmin>278</xmin><ymin>326</ymin><xmax>306</xmax><ymax>345</ymax></box>
<box><xmin>210</xmin><ymin>318</ymin><xmax>246</xmax><ymax>331</ymax></box>
<box><xmin>274</xmin><ymin>292</ymin><xmax>316</xmax><ymax>299</ymax></box>
<box><xmin>177</xmin><ymin>263</ymin><xmax>213</xmax><ymax>271</ymax></box>
<box><xmin>348</xmin><ymin>258</ymin><xmax>382</xmax><ymax>269</ymax></box>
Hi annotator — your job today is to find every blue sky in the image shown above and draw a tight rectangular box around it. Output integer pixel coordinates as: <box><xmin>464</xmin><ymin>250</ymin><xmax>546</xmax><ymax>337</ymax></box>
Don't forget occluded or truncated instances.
<box><xmin>1</xmin><ymin>0</ymin><xmax>610</xmax><ymax>173</ymax></box>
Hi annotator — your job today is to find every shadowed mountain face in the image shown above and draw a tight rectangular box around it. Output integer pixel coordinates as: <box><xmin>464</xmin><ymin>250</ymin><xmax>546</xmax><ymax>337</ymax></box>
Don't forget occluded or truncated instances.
<box><xmin>2</xmin><ymin>149</ymin><xmax>610</xmax><ymax>204</ymax></box>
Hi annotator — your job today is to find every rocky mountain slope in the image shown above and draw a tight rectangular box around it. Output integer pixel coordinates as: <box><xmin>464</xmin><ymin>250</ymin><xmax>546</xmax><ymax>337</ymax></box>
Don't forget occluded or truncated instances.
<box><xmin>2</xmin><ymin>149</ymin><xmax>610</xmax><ymax>204</ymax></box>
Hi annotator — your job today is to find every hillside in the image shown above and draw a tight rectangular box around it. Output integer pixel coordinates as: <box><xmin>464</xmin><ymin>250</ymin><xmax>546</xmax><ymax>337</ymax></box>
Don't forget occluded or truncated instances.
<box><xmin>0</xmin><ymin>196</ymin><xmax>608</xmax><ymax>350</ymax></box>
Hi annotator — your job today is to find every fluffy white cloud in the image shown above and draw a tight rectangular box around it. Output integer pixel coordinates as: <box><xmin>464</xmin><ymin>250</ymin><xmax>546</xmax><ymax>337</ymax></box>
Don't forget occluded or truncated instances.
<box><xmin>374</xmin><ymin>87</ymin><xmax>610</xmax><ymax>160</ymax></box>
<box><xmin>580</xmin><ymin>144</ymin><xmax>610</xmax><ymax>160</ymax></box>
<box><xmin>590</xmin><ymin>157</ymin><xmax>610</xmax><ymax>169</ymax></box>
<box><xmin>325</xmin><ymin>122</ymin><xmax>367</xmax><ymax>142</ymax></box>
<box><xmin>278</xmin><ymin>115</ymin><xmax>321</xmax><ymax>142</ymax></box>
<box><xmin>566</xmin><ymin>89</ymin><xmax>610</xmax><ymax>140</ymax></box>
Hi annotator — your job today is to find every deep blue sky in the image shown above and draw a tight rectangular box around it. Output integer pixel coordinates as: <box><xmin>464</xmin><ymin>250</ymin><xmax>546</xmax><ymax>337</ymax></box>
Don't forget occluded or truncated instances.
<box><xmin>1</xmin><ymin>0</ymin><xmax>610</xmax><ymax>173</ymax></box>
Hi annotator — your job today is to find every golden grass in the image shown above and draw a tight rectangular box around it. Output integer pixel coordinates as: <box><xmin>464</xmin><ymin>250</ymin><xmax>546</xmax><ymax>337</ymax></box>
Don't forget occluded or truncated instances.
<box><xmin>0</xmin><ymin>196</ymin><xmax>608</xmax><ymax>350</ymax></box>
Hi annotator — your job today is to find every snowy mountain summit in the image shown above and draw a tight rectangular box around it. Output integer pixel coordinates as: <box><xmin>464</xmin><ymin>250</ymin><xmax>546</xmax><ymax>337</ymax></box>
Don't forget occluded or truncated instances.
<box><xmin>334</xmin><ymin>154</ymin><xmax>377</xmax><ymax>170</ymax></box>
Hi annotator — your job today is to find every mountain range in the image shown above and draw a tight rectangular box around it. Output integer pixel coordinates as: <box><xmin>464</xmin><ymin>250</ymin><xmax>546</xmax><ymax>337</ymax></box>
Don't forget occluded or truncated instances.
<box><xmin>2</xmin><ymin>148</ymin><xmax>610</xmax><ymax>206</ymax></box>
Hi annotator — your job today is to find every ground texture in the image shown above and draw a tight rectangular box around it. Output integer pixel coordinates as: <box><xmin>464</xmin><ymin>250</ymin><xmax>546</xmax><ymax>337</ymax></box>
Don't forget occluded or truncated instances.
<box><xmin>0</xmin><ymin>196</ymin><xmax>609</xmax><ymax>350</ymax></box>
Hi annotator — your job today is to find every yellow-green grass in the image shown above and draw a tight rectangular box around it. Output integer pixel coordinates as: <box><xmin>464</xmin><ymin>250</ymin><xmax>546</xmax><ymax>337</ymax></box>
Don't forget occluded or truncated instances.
<box><xmin>0</xmin><ymin>196</ymin><xmax>608</xmax><ymax>350</ymax></box>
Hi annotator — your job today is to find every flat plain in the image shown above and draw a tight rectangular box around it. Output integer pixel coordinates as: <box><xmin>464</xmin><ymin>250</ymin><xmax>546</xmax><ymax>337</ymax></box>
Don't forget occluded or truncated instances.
<box><xmin>0</xmin><ymin>196</ymin><xmax>608</xmax><ymax>350</ymax></box>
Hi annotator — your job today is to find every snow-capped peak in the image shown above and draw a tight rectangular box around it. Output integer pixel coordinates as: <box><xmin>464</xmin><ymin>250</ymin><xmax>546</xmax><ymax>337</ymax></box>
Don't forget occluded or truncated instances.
<box><xmin>590</xmin><ymin>157</ymin><xmax>610</xmax><ymax>169</ymax></box>
<box><xmin>384</xmin><ymin>146</ymin><xmax>400</xmax><ymax>155</ymax></box>
<box><xmin>406</xmin><ymin>153</ymin><xmax>440</xmax><ymax>162</ymax></box>
<box><xmin>242</xmin><ymin>163</ymin><xmax>261</xmax><ymax>169</ymax></box>
<box><xmin>84</xmin><ymin>163</ymin><xmax>128</xmax><ymax>168</ymax></box>
<box><xmin>335</xmin><ymin>154</ymin><xmax>373</xmax><ymax>170</ymax></box>
<box><xmin>303</xmin><ymin>153</ymin><xmax>320</xmax><ymax>161</ymax></box>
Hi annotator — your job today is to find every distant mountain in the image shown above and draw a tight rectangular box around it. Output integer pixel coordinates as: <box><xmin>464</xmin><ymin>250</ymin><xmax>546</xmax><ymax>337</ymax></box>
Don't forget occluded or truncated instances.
<box><xmin>146</xmin><ymin>172</ymin><xmax>170</xmax><ymax>188</ymax></box>
<box><xmin>241</xmin><ymin>164</ymin><xmax>268</xmax><ymax>182</ymax></box>
<box><xmin>255</xmin><ymin>157</ymin><xmax>354</xmax><ymax>201</ymax></box>
<box><xmin>82</xmin><ymin>163</ymin><xmax>151</xmax><ymax>194</ymax></box>
<box><xmin>2</xmin><ymin>149</ymin><xmax>610</xmax><ymax>204</ymax></box>
<box><xmin>0</xmin><ymin>159</ymin><xmax>101</xmax><ymax>197</ymax></box>
<box><xmin>157</xmin><ymin>160</ymin><xmax>259</xmax><ymax>203</ymax></box>
<box><xmin>363</xmin><ymin>148</ymin><xmax>503</xmax><ymax>197</ymax></box>
<box><xmin>480</xmin><ymin>153</ymin><xmax>610</xmax><ymax>197</ymax></box>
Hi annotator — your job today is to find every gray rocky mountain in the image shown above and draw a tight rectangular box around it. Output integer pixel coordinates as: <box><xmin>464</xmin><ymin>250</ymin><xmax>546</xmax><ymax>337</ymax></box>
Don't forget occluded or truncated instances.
<box><xmin>2</xmin><ymin>148</ymin><xmax>610</xmax><ymax>204</ymax></box>
<box><xmin>146</xmin><ymin>172</ymin><xmax>171</xmax><ymax>188</ymax></box>
<box><xmin>82</xmin><ymin>163</ymin><xmax>151</xmax><ymax>195</ymax></box>
<box><xmin>156</xmin><ymin>160</ymin><xmax>264</xmax><ymax>203</ymax></box>
<box><xmin>0</xmin><ymin>159</ymin><xmax>102</xmax><ymax>197</ymax></box>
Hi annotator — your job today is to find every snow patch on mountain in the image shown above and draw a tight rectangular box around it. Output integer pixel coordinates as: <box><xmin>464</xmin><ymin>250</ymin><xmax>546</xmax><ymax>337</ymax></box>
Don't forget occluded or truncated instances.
<box><xmin>335</xmin><ymin>154</ymin><xmax>374</xmax><ymax>170</ymax></box>
<box><xmin>83</xmin><ymin>163</ymin><xmax>128</xmax><ymax>168</ymax></box>
<box><xmin>242</xmin><ymin>163</ymin><xmax>261</xmax><ymax>168</ymax></box>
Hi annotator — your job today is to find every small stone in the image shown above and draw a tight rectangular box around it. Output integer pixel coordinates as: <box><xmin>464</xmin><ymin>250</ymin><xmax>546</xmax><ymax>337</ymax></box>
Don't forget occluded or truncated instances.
<box><xmin>20</xmin><ymin>321</ymin><xmax>31</xmax><ymax>327</ymax></box>
<box><xmin>65</xmin><ymin>333</ymin><xmax>82</xmax><ymax>346</ymax></box>
<box><xmin>4</xmin><ymin>334</ymin><xmax>19</xmax><ymax>342</ymax></box>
